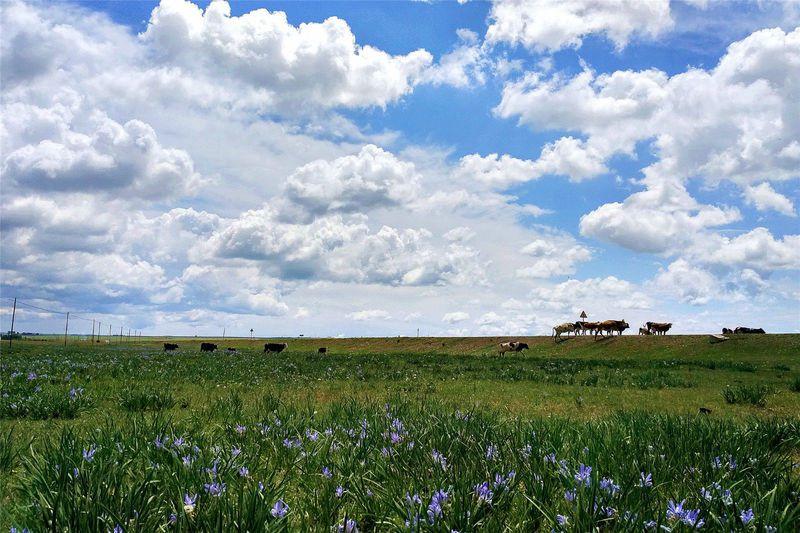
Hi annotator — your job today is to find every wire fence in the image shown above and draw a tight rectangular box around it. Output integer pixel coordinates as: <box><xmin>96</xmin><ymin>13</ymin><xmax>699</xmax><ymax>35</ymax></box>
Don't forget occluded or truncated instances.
<box><xmin>1</xmin><ymin>296</ymin><xmax>142</xmax><ymax>348</ymax></box>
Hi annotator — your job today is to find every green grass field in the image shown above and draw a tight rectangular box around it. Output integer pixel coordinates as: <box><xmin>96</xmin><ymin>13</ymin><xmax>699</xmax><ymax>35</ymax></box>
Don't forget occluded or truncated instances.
<box><xmin>1</xmin><ymin>335</ymin><xmax>799</xmax><ymax>531</ymax></box>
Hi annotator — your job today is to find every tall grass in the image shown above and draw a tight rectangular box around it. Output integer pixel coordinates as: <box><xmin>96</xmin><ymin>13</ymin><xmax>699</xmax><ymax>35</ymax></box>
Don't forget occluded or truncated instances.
<box><xmin>118</xmin><ymin>386</ymin><xmax>176</xmax><ymax>412</ymax></box>
<box><xmin>6</xmin><ymin>398</ymin><xmax>799</xmax><ymax>531</ymax></box>
<box><xmin>722</xmin><ymin>385</ymin><xmax>771</xmax><ymax>407</ymax></box>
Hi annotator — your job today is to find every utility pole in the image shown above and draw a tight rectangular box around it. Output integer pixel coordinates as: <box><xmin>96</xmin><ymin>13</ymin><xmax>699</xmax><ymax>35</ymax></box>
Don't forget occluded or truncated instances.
<box><xmin>108</xmin><ymin>324</ymin><xmax>112</xmax><ymax>339</ymax></box>
<box><xmin>8</xmin><ymin>297</ymin><xmax>16</xmax><ymax>347</ymax></box>
<box><xmin>222</xmin><ymin>327</ymin><xmax>226</xmax><ymax>341</ymax></box>
<box><xmin>98</xmin><ymin>322</ymin><xmax>101</xmax><ymax>344</ymax></box>
<box><xmin>119</xmin><ymin>325</ymin><xmax>123</xmax><ymax>343</ymax></box>
<box><xmin>64</xmin><ymin>312</ymin><xmax>70</xmax><ymax>346</ymax></box>
<box><xmin>91</xmin><ymin>319</ymin><xmax>95</xmax><ymax>345</ymax></box>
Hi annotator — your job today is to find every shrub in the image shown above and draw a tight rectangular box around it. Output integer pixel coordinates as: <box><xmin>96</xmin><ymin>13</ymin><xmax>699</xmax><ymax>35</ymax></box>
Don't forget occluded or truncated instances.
<box><xmin>790</xmin><ymin>376</ymin><xmax>800</xmax><ymax>393</ymax></box>
<box><xmin>722</xmin><ymin>384</ymin><xmax>771</xmax><ymax>407</ymax></box>
<box><xmin>119</xmin><ymin>386</ymin><xmax>176</xmax><ymax>412</ymax></box>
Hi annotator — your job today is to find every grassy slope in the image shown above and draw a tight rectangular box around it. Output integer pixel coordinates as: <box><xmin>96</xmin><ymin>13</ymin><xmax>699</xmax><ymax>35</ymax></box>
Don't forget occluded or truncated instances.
<box><xmin>2</xmin><ymin>334</ymin><xmax>798</xmax><ymax>419</ymax></box>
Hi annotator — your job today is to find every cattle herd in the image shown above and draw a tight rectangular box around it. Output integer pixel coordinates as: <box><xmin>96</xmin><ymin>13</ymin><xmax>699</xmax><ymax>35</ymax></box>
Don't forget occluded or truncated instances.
<box><xmin>160</xmin><ymin>323</ymin><xmax>767</xmax><ymax>355</ymax></box>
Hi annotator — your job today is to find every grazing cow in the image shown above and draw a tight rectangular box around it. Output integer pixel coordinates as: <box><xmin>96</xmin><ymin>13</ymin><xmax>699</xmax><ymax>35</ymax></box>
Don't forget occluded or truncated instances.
<box><xmin>574</xmin><ymin>321</ymin><xmax>589</xmax><ymax>335</ymax></box>
<box><xmin>226</xmin><ymin>347</ymin><xmax>237</xmax><ymax>353</ymax></box>
<box><xmin>646</xmin><ymin>322</ymin><xmax>673</xmax><ymax>336</ymax></box>
<box><xmin>264</xmin><ymin>342</ymin><xmax>288</xmax><ymax>353</ymax></box>
<box><xmin>722</xmin><ymin>328</ymin><xmax>733</xmax><ymax>335</ymax></box>
<box><xmin>699</xmin><ymin>407</ymin><xmax>712</xmax><ymax>415</ymax></box>
<box><xmin>734</xmin><ymin>327</ymin><xmax>766</xmax><ymax>334</ymax></box>
<box><xmin>638</xmin><ymin>327</ymin><xmax>651</xmax><ymax>336</ymax></box>
<box><xmin>552</xmin><ymin>322</ymin><xmax>576</xmax><ymax>339</ymax></box>
<box><xmin>163</xmin><ymin>342</ymin><xmax>179</xmax><ymax>351</ymax></box>
<box><xmin>595</xmin><ymin>320</ymin><xmax>629</xmax><ymax>338</ymax></box>
<box><xmin>579</xmin><ymin>321</ymin><xmax>602</xmax><ymax>336</ymax></box>
<box><xmin>498</xmin><ymin>341</ymin><xmax>525</xmax><ymax>355</ymax></box>
<box><xmin>200</xmin><ymin>342</ymin><xmax>217</xmax><ymax>352</ymax></box>
<box><xmin>318</xmin><ymin>347</ymin><xmax>327</xmax><ymax>354</ymax></box>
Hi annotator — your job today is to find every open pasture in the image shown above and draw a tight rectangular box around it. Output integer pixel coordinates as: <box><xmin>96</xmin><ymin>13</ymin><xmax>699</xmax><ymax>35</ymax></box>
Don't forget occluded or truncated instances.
<box><xmin>1</xmin><ymin>335</ymin><xmax>799</xmax><ymax>531</ymax></box>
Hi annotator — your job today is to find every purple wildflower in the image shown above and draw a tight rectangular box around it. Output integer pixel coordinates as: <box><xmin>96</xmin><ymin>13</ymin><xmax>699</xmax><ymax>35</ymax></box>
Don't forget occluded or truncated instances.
<box><xmin>238</xmin><ymin>466</ymin><xmax>249</xmax><ymax>477</ymax></box>
<box><xmin>740</xmin><ymin>509</ymin><xmax>754</xmax><ymax>525</ymax></box>
<box><xmin>427</xmin><ymin>489</ymin><xmax>449</xmax><ymax>523</ymax></box>
<box><xmin>322</xmin><ymin>466</ymin><xmax>332</xmax><ymax>478</ymax></box>
<box><xmin>231</xmin><ymin>446</ymin><xmax>241</xmax><ymax>457</ymax></box>
<box><xmin>600</xmin><ymin>477</ymin><xmax>620</xmax><ymax>496</ymax></box>
<box><xmin>474</xmin><ymin>481</ymin><xmax>493</xmax><ymax>504</ymax></box>
<box><xmin>82</xmin><ymin>446</ymin><xmax>97</xmax><ymax>462</ymax></box>
<box><xmin>556</xmin><ymin>514</ymin><xmax>568</xmax><ymax>526</ymax></box>
<box><xmin>486</xmin><ymin>444</ymin><xmax>498</xmax><ymax>460</ymax></box>
<box><xmin>574</xmin><ymin>464</ymin><xmax>592</xmax><ymax>486</ymax></box>
<box><xmin>338</xmin><ymin>519</ymin><xmax>358</xmax><ymax>533</ymax></box>
<box><xmin>235</xmin><ymin>424</ymin><xmax>246</xmax><ymax>435</ymax></box>
<box><xmin>112</xmin><ymin>525</ymin><xmax>123</xmax><ymax>533</ymax></box>
<box><xmin>335</xmin><ymin>486</ymin><xmax>345</xmax><ymax>498</ymax></box>
<box><xmin>271</xmin><ymin>499</ymin><xmax>289</xmax><ymax>518</ymax></box>
<box><xmin>639</xmin><ymin>472</ymin><xmax>653</xmax><ymax>487</ymax></box>
<box><xmin>204</xmin><ymin>481</ymin><xmax>226</xmax><ymax>497</ymax></box>
<box><xmin>182</xmin><ymin>455</ymin><xmax>192</xmax><ymax>467</ymax></box>
<box><xmin>169</xmin><ymin>513</ymin><xmax>177</xmax><ymax>525</ymax></box>
<box><xmin>183</xmin><ymin>493</ymin><xmax>197</xmax><ymax>514</ymax></box>
<box><xmin>564</xmin><ymin>489</ymin><xmax>576</xmax><ymax>502</ymax></box>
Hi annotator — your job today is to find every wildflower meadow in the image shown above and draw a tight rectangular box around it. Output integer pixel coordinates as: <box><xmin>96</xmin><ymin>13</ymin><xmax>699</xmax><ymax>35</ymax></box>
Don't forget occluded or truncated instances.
<box><xmin>1</xmin><ymin>335</ymin><xmax>798</xmax><ymax>531</ymax></box>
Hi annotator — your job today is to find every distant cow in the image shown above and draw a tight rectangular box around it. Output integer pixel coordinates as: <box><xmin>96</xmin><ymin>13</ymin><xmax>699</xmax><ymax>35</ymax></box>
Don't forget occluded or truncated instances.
<box><xmin>638</xmin><ymin>327</ymin><xmax>651</xmax><ymax>336</ymax></box>
<box><xmin>200</xmin><ymin>342</ymin><xmax>217</xmax><ymax>352</ymax></box>
<box><xmin>722</xmin><ymin>328</ymin><xmax>733</xmax><ymax>335</ymax></box>
<box><xmin>264</xmin><ymin>342</ymin><xmax>288</xmax><ymax>353</ymax></box>
<box><xmin>553</xmin><ymin>322</ymin><xmax>576</xmax><ymax>339</ymax></box>
<box><xmin>317</xmin><ymin>347</ymin><xmax>327</xmax><ymax>354</ymax></box>
<box><xmin>226</xmin><ymin>347</ymin><xmax>237</xmax><ymax>353</ymax></box>
<box><xmin>498</xmin><ymin>341</ymin><xmax>527</xmax><ymax>355</ymax></box>
<box><xmin>646</xmin><ymin>322</ymin><xmax>672</xmax><ymax>336</ymax></box>
<box><xmin>163</xmin><ymin>343</ymin><xmax>179</xmax><ymax>351</ymax></box>
<box><xmin>595</xmin><ymin>320</ymin><xmax>629</xmax><ymax>338</ymax></box>
<box><xmin>734</xmin><ymin>327</ymin><xmax>766</xmax><ymax>334</ymax></box>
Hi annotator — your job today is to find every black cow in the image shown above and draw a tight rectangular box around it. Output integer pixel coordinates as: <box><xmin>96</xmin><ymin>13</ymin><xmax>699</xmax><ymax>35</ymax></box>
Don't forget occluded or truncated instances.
<box><xmin>318</xmin><ymin>347</ymin><xmax>327</xmax><ymax>354</ymax></box>
<box><xmin>264</xmin><ymin>342</ymin><xmax>288</xmax><ymax>353</ymax></box>
<box><xmin>722</xmin><ymin>328</ymin><xmax>733</xmax><ymax>335</ymax></box>
<box><xmin>163</xmin><ymin>343</ymin><xmax>179</xmax><ymax>351</ymax></box>
<box><xmin>513</xmin><ymin>342</ymin><xmax>529</xmax><ymax>352</ymax></box>
<box><xmin>226</xmin><ymin>347</ymin><xmax>237</xmax><ymax>353</ymax></box>
<box><xmin>200</xmin><ymin>342</ymin><xmax>217</xmax><ymax>352</ymax></box>
<box><xmin>734</xmin><ymin>327</ymin><xmax>766</xmax><ymax>334</ymax></box>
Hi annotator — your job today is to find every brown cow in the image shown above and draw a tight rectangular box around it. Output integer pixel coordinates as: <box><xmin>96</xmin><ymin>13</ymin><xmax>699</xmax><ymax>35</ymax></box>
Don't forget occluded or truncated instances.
<box><xmin>646</xmin><ymin>322</ymin><xmax>672</xmax><ymax>335</ymax></box>
<box><xmin>594</xmin><ymin>320</ymin><xmax>629</xmax><ymax>338</ymax></box>
<box><xmin>638</xmin><ymin>327</ymin><xmax>651</xmax><ymax>335</ymax></box>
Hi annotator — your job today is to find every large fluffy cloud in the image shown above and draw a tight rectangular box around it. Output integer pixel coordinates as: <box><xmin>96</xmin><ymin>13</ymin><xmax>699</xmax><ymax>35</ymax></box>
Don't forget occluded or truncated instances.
<box><xmin>2</xmin><ymin>101</ymin><xmax>202</xmax><ymax>199</ymax></box>
<box><xmin>496</xmin><ymin>27</ymin><xmax>800</xmax><ymax>186</ymax></box>
<box><xmin>140</xmin><ymin>0</ymin><xmax>433</xmax><ymax>111</ymax></box>
<box><xmin>280</xmin><ymin>144</ymin><xmax>420</xmax><ymax>221</ymax></box>
<box><xmin>579</xmin><ymin>183</ymin><xmax>741</xmax><ymax>253</ymax></box>
<box><xmin>486</xmin><ymin>0</ymin><xmax>673</xmax><ymax>52</ymax></box>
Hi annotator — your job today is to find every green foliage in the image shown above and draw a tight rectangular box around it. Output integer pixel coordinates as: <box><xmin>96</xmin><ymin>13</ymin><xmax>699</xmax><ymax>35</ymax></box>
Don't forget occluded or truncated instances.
<box><xmin>790</xmin><ymin>376</ymin><xmax>800</xmax><ymax>393</ymax></box>
<box><xmin>119</xmin><ymin>386</ymin><xmax>176</xmax><ymax>412</ymax></box>
<box><xmin>0</xmin><ymin>374</ymin><xmax>92</xmax><ymax>420</ymax></box>
<box><xmin>5</xmin><ymin>401</ymin><xmax>800</xmax><ymax>531</ymax></box>
<box><xmin>0</xmin><ymin>430</ymin><xmax>13</xmax><ymax>473</ymax></box>
<box><xmin>722</xmin><ymin>385</ymin><xmax>771</xmax><ymax>407</ymax></box>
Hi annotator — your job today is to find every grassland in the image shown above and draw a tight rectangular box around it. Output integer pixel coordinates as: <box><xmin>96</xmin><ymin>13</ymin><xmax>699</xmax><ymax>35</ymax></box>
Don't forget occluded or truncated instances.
<box><xmin>1</xmin><ymin>334</ymin><xmax>799</xmax><ymax>531</ymax></box>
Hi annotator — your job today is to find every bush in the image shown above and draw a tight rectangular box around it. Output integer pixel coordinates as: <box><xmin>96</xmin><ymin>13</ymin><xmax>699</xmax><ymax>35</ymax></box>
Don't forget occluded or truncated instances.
<box><xmin>790</xmin><ymin>376</ymin><xmax>800</xmax><ymax>393</ymax></box>
<box><xmin>722</xmin><ymin>384</ymin><xmax>771</xmax><ymax>407</ymax></box>
<box><xmin>119</xmin><ymin>386</ymin><xmax>176</xmax><ymax>412</ymax></box>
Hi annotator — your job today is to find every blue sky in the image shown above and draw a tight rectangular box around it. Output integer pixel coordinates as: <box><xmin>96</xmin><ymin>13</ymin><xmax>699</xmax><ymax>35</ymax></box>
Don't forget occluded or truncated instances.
<box><xmin>1</xmin><ymin>0</ymin><xmax>798</xmax><ymax>336</ymax></box>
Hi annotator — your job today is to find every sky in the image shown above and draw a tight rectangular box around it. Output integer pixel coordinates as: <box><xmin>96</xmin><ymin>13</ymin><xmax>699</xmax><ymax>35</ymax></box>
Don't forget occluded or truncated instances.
<box><xmin>1</xmin><ymin>0</ymin><xmax>798</xmax><ymax>337</ymax></box>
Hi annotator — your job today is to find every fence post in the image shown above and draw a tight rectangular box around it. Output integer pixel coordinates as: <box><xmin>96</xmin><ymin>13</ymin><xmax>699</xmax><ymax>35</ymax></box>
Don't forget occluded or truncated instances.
<box><xmin>8</xmin><ymin>297</ymin><xmax>16</xmax><ymax>347</ymax></box>
<box><xmin>64</xmin><ymin>312</ymin><xmax>70</xmax><ymax>346</ymax></box>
